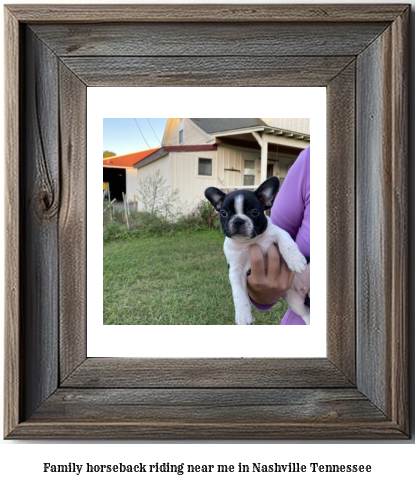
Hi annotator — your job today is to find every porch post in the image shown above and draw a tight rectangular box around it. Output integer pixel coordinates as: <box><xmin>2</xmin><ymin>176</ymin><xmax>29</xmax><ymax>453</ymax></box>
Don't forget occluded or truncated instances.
<box><xmin>260</xmin><ymin>140</ymin><xmax>268</xmax><ymax>182</ymax></box>
<box><xmin>252</xmin><ymin>131</ymin><xmax>268</xmax><ymax>183</ymax></box>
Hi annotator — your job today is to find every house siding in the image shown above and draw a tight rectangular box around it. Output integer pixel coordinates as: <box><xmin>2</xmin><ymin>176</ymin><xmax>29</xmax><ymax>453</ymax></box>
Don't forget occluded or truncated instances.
<box><xmin>136</xmin><ymin>151</ymin><xmax>217</xmax><ymax>213</ymax></box>
<box><xmin>161</xmin><ymin>119</ymin><xmax>177</xmax><ymax>146</ymax></box>
<box><xmin>169</xmin><ymin>120</ymin><xmax>180</xmax><ymax>145</ymax></box>
<box><xmin>182</xmin><ymin>119</ymin><xmax>212</xmax><ymax>145</ymax></box>
<box><xmin>170</xmin><ymin>150</ymin><xmax>217</xmax><ymax>211</ymax></box>
<box><xmin>125</xmin><ymin>168</ymin><xmax>139</xmax><ymax>203</ymax></box>
<box><xmin>162</xmin><ymin>118</ymin><xmax>211</xmax><ymax>146</ymax></box>
<box><xmin>261</xmin><ymin>118</ymin><xmax>310</xmax><ymax>135</ymax></box>
<box><xmin>217</xmin><ymin>146</ymin><xmax>300</xmax><ymax>189</ymax></box>
<box><xmin>136</xmin><ymin>157</ymin><xmax>171</xmax><ymax>211</ymax></box>
<box><xmin>218</xmin><ymin>146</ymin><xmax>260</xmax><ymax>189</ymax></box>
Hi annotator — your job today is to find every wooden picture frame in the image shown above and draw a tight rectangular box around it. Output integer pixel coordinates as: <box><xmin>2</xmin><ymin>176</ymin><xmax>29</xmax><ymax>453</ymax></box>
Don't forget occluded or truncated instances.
<box><xmin>4</xmin><ymin>4</ymin><xmax>409</xmax><ymax>439</ymax></box>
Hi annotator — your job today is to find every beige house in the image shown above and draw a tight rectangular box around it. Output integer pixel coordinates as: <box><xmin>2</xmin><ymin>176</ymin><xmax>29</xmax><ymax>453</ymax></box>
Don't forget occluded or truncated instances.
<box><xmin>134</xmin><ymin>118</ymin><xmax>310</xmax><ymax>212</ymax></box>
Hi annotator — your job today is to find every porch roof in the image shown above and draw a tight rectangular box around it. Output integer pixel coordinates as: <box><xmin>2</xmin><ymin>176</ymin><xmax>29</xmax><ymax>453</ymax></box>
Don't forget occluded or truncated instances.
<box><xmin>190</xmin><ymin>118</ymin><xmax>310</xmax><ymax>147</ymax></box>
<box><xmin>190</xmin><ymin>118</ymin><xmax>266</xmax><ymax>134</ymax></box>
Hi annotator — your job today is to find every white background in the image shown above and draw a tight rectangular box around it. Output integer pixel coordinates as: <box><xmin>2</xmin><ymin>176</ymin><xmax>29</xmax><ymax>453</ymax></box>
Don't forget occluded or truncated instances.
<box><xmin>1</xmin><ymin>0</ymin><xmax>415</xmax><ymax>486</ymax></box>
<box><xmin>88</xmin><ymin>87</ymin><xmax>326</xmax><ymax>357</ymax></box>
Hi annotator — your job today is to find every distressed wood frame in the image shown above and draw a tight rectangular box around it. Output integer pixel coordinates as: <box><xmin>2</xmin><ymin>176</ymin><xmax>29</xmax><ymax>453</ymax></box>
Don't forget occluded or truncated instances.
<box><xmin>4</xmin><ymin>4</ymin><xmax>409</xmax><ymax>439</ymax></box>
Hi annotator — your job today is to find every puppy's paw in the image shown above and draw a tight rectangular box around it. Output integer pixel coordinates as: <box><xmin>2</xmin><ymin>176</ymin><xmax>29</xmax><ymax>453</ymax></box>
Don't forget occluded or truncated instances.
<box><xmin>235</xmin><ymin>307</ymin><xmax>253</xmax><ymax>326</ymax></box>
<box><xmin>283</xmin><ymin>246</ymin><xmax>307</xmax><ymax>274</ymax></box>
<box><xmin>285</xmin><ymin>289</ymin><xmax>310</xmax><ymax>325</ymax></box>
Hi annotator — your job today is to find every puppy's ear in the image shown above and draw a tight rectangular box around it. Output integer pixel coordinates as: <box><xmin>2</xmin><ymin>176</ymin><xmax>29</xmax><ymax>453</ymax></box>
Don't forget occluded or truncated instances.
<box><xmin>254</xmin><ymin>177</ymin><xmax>280</xmax><ymax>209</ymax></box>
<box><xmin>205</xmin><ymin>187</ymin><xmax>226</xmax><ymax>211</ymax></box>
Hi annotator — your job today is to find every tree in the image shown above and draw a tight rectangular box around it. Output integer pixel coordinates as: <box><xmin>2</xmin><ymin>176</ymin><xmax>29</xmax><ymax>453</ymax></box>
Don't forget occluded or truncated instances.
<box><xmin>103</xmin><ymin>150</ymin><xmax>116</xmax><ymax>158</ymax></box>
<box><xmin>138</xmin><ymin>170</ymin><xmax>181</xmax><ymax>220</ymax></box>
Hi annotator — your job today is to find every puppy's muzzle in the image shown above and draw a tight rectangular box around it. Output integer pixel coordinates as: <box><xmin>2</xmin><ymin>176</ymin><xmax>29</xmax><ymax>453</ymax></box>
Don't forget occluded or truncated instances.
<box><xmin>227</xmin><ymin>215</ymin><xmax>254</xmax><ymax>239</ymax></box>
<box><xmin>233</xmin><ymin>217</ymin><xmax>245</xmax><ymax>229</ymax></box>
<box><xmin>229</xmin><ymin>217</ymin><xmax>247</xmax><ymax>236</ymax></box>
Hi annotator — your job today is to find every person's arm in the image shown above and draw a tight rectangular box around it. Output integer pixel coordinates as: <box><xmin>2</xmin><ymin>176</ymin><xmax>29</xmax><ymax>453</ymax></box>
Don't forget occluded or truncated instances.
<box><xmin>248</xmin><ymin>147</ymin><xmax>310</xmax><ymax>308</ymax></box>
<box><xmin>271</xmin><ymin>148</ymin><xmax>310</xmax><ymax>256</ymax></box>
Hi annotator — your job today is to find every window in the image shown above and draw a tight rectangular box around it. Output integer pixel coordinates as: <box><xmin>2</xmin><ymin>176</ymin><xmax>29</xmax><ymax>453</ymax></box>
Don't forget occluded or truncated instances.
<box><xmin>198</xmin><ymin>158</ymin><xmax>212</xmax><ymax>176</ymax></box>
<box><xmin>179</xmin><ymin>119</ymin><xmax>184</xmax><ymax>144</ymax></box>
<box><xmin>243</xmin><ymin>159</ymin><xmax>256</xmax><ymax>186</ymax></box>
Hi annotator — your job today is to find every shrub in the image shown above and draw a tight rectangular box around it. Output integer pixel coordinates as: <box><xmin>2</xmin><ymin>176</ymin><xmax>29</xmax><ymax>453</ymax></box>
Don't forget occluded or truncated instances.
<box><xmin>174</xmin><ymin>200</ymin><xmax>220</xmax><ymax>232</ymax></box>
<box><xmin>103</xmin><ymin>211</ymin><xmax>173</xmax><ymax>241</ymax></box>
<box><xmin>103</xmin><ymin>221</ymin><xmax>126</xmax><ymax>242</ymax></box>
<box><xmin>137</xmin><ymin>170</ymin><xmax>182</xmax><ymax>220</ymax></box>
<box><xmin>103</xmin><ymin>198</ymin><xmax>221</xmax><ymax>242</ymax></box>
<box><xmin>131</xmin><ymin>211</ymin><xmax>174</xmax><ymax>237</ymax></box>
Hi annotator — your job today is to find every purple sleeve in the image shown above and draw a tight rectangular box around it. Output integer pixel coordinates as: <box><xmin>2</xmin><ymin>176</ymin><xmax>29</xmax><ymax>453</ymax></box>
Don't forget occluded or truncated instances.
<box><xmin>274</xmin><ymin>147</ymin><xmax>310</xmax><ymax>324</ymax></box>
<box><xmin>250</xmin><ymin>297</ymin><xmax>274</xmax><ymax>311</ymax></box>
<box><xmin>249</xmin><ymin>147</ymin><xmax>311</xmax><ymax>322</ymax></box>
<box><xmin>271</xmin><ymin>147</ymin><xmax>310</xmax><ymax>258</ymax></box>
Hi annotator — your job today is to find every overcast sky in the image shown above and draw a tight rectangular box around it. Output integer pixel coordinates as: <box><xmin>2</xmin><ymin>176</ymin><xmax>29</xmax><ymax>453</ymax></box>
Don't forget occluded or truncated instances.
<box><xmin>103</xmin><ymin>118</ymin><xmax>168</xmax><ymax>156</ymax></box>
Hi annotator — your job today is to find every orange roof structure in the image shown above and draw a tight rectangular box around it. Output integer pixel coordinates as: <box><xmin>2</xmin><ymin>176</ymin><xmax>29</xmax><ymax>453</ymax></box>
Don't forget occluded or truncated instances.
<box><xmin>103</xmin><ymin>148</ymin><xmax>159</xmax><ymax>168</ymax></box>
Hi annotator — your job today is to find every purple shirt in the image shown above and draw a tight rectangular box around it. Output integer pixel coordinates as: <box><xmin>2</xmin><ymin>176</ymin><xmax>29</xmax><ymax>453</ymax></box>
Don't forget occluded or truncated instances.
<box><xmin>252</xmin><ymin>147</ymin><xmax>310</xmax><ymax>324</ymax></box>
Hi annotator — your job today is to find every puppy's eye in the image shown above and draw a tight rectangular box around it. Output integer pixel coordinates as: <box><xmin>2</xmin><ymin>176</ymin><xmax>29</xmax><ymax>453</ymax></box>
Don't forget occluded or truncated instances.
<box><xmin>251</xmin><ymin>209</ymin><xmax>260</xmax><ymax>216</ymax></box>
<box><xmin>220</xmin><ymin>210</ymin><xmax>228</xmax><ymax>217</ymax></box>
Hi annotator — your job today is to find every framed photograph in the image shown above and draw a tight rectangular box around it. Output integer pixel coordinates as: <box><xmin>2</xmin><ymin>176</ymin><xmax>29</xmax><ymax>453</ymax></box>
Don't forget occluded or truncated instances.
<box><xmin>93</xmin><ymin>94</ymin><xmax>324</xmax><ymax>358</ymax></box>
<box><xmin>4</xmin><ymin>4</ymin><xmax>409</xmax><ymax>439</ymax></box>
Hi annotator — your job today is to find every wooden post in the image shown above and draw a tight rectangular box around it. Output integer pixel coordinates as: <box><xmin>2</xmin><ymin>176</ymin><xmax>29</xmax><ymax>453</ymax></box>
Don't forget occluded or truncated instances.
<box><xmin>122</xmin><ymin>192</ymin><xmax>130</xmax><ymax>229</ymax></box>
<box><xmin>252</xmin><ymin>131</ymin><xmax>268</xmax><ymax>182</ymax></box>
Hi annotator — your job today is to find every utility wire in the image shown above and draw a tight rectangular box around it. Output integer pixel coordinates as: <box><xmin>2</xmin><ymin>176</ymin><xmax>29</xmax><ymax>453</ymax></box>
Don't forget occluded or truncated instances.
<box><xmin>147</xmin><ymin>118</ymin><xmax>161</xmax><ymax>145</ymax></box>
<box><xmin>134</xmin><ymin>118</ymin><xmax>151</xmax><ymax>148</ymax></box>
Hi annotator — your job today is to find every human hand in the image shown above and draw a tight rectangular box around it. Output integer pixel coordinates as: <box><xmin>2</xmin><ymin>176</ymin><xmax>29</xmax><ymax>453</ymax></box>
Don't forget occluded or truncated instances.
<box><xmin>247</xmin><ymin>244</ymin><xmax>295</xmax><ymax>306</ymax></box>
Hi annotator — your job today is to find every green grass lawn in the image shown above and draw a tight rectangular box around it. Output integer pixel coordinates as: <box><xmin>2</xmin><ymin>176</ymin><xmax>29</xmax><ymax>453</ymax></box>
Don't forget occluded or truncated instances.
<box><xmin>103</xmin><ymin>229</ymin><xmax>288</xmax><ymax>325</ymax></box>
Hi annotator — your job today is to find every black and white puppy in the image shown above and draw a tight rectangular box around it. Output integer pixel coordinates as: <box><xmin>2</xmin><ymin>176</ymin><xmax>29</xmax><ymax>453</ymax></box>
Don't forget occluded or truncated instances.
<box><xmin>205</xmin><ymin>177</ymin><xmax>309</xmax><ymax>325</ymax></box>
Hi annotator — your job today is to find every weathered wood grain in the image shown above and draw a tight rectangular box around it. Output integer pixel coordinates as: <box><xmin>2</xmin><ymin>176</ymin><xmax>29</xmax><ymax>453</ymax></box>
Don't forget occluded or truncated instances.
<box><xmin>389</xmin><ymin>6</ymin><xmax>409</xmax><ymax>436</ymax></box>
<box><xmin>61</xmin><ymin>56</ymin><xmax>354</xmax><ymax>87</ymax></box>
<box><xmin>7</xmin><ymin>421</ymin><xmax>407</xmax><ymax>441</ymax></box>
<box><xmin>32</xmin><ymin>388</ymin><xmax>386</xmax><ymax>423</ymax></box>
<box><xmin>6</xmin><ymin>4</ymin><xmax>409</xmax><ymax>23</ymax></box>
<box><xmin>58</xmin><ymin>63</ymin><xmax>87</xmax><ymax>382</ymax></box>
<box><xmin>357</xmin><ymin>29</ymin><xmax>388</xmax><ymax>414</ymax></box>
<box><xmin>326</xmin><ymin>61</ymin><xmax>356</xmax><ymax>383</ymax></box>
<box><xmin>62</xmin><ymin>358</ymin><xmax>352</xmax><ymax>388</ymax></box>
<box><xmin>21</xmin><ymin>28</ymin><xmax>60</xmax><ymax>420</ymax></box>
<box><xmin>356</xmin><ymin>12</ymin><xmax>408</xmax><ymax>425</ymax></box>
<box><xmin>4</xmin><ymin>4</ymin><xmax>410</xmax><ymax>440</ymax></box>
<box><xmin>31</xmin><ymin>22</ymin><xmax>388</xmax><ymax>57</ymax></box>
<box><xmin>4</xmin><ymin>5</ymin><xmax>21</xmax><ymax>439</ymax></box>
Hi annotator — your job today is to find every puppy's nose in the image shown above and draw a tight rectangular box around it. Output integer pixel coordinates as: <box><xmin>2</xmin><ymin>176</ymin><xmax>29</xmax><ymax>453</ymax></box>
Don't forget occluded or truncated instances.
<box><xmin>233</xmin><ymin>217</ymin><xmax>245</xmax><ymax>228</ymax></box>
